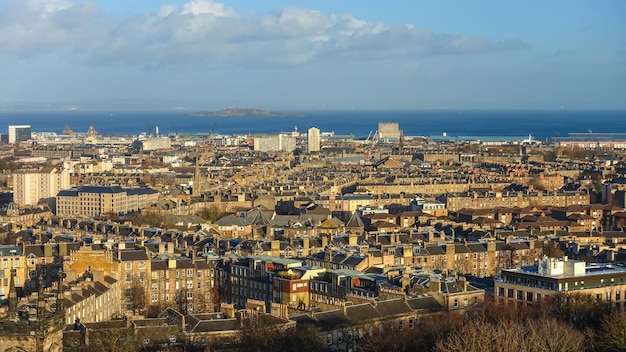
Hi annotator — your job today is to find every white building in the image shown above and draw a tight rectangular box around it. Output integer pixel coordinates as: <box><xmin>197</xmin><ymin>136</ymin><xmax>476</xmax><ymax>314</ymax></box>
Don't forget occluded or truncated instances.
<box><xmin>307</xmin><ymin>127</ymin><xmax>320</xmax><ymax>153</ymax></box>
<box><xmin>8</xmin><ymin>125</ymin><xmax>32</xmax><ymax>144</ymax></box>
<box><xmin>13</xmin><ymin>165</ymin><xmax>71</xmax><ymax>207</ymax></box>
<box><xmin>253</xmin><ymin>134</ymin><xmax>296</xmax><ymax>152</ymax></box>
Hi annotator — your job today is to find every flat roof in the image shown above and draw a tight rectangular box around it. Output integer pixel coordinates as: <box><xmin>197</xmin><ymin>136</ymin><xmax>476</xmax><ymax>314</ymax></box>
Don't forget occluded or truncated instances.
<box><xmin>505</xmin><ymin>263</ymin><xmax>626</xmax><ymax>279</ymax></box>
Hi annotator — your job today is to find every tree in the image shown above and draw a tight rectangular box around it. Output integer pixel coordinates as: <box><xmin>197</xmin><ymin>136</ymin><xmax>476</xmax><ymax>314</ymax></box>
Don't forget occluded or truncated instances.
<box><xmin>355</xmin><ymin>313</ymin><xmax>464</xmax><ymax>352</ymax></box>
<box><xmin>238</xmin><ymin>323</ymin><xmax>325</xmax><ymax>352</ymax></box>
<box><xmin>129</xmin><ymin>276</ymin><xmax>146</xmax><ymax>315</ymax></box>
<box><xmin>541</xmin><ymin>292</ymin><xmax>610</xmax><ymax>330</ymax></box>
<box><xmin>525</xmin><ymin>317</ymin><xmax>585</xmax><ymax>352</ymax></box>
<box><xmin>593</xmin><ymin>312</ymin><xmax>626</xmax><ymax>352</ymax></box>
<box><xmin>195</xmin><ymin>205</ymin><xmax>231</xmax><ymax>223</ymax></box>
<box><xmin>434</xmin><ymin>317</ymin><xmax>584</xmax><ymax>352</ymax></box>
<box><xmin>131</xmin><ymin>212</ymin><xmax>175</xmax><ymax>229</ymax></box>
<box><xmin>82</xmin><ymin>326</ymin><xmax>142</xmax><ymax>352</ymax></box>
<box><xmin>541</xmin><ymin>241</ymin><xmax>565</xmax><ymax>258</ymax></box>
<box><xmin>434</xmin><ymin>318</ymin><xmax>529</xmax><ymax>352</ymax></box>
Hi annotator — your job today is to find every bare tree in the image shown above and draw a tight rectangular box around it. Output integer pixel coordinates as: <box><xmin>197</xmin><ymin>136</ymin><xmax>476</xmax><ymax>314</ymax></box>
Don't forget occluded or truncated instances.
<box><xmin>434</xmin><ymin>318</ymin><xmax>529</xmax><ymax>352</ymax></box>
<box><xmin>593</xmin><ymin>312</ymin><xmax>626</xmax><ymax>352</ymax></box>
<box><xmin>239</xmin><ymin>323</ymin><xmax>325</xmax><ymax>352</ymax></box>
<box><xmin>541</xmin><ymin>241</ymin><xmax>565</xmax><ymax>258</ymax></box>
<box><xmin>526</xmin><ymin>317</ymin><xmax>585</xmax><ymax>352</ymax></box>
<box><xmin>129</xmin><ymin>276</ymin><xmax>146</xmax><ymax>315</ymax></box>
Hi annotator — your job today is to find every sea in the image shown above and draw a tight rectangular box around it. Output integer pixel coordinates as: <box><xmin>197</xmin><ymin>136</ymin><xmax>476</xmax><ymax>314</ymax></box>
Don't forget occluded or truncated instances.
<box><xmin>1</xmin><ymin>109</ymin><xmax>625</xmax><ymax>141</ymax></box>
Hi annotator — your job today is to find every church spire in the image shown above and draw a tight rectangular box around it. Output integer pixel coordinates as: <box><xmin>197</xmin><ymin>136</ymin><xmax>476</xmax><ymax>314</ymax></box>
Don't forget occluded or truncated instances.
<box><xmin>57</xmin><ymin>269</ymin><xmax>65</xmax><ymax>316</ymax></box>
<box><xmin>8</xmin><ymin>268</ymin><xmax>17</xmax><ymax>312</ymax></box>
<box><xmin>37</xmin><ymin>274</ymin><xmax>45</xmax><ymax>320</ymax></box>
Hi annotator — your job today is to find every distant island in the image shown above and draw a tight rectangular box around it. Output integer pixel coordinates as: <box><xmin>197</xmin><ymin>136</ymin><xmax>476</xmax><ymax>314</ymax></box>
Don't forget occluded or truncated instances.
<box><xmin>188</xmin><ymin>107</ymin><xmax>303</xmax><ymax>117</ymax></box>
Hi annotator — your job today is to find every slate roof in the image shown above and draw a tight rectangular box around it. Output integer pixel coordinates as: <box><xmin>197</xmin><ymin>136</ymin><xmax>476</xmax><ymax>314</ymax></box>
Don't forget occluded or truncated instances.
<box><xmin>425</xmin><ymin>245</ymin><xmax>445</xmax><ymax>255</ymax></box>
<box><xmin>406</xmin><ymin>296</ymin><xmax>443</xmax><ymax>310</ymax></box>
<box><xmin>467</xmin><ymin>243</ymin><xmax>488</xmax><ymax>252</ymax></box>
<box><xmin>116</xmin><ymin>249</ymin><xmax>149</xmax><ymax>261</ymax></box>
<box><xmin>0</xmin><ymin>245</ymin><xmax>21</xmax><ymax>256</ymax></box>
<box><xmin>345</xmin><ymin>303</ymin><xmax>380</xmax><ymax>322</ymax></box>
<box><xmin>79</xmin><ymin>185</ymin><xmax>125</xmax><ymax>194</ymax></box>
<box><xmin>314</xmin><ymin>309</ymin><xmax>350</xmax><ymax>328</ymax></box>
<box><xmin>374</xmin><ymin>299</ymin><xmax>413</xmax><ymax>316</ymax></box>
<box><xmin>346</xmin><ymin>212</ymin><xmax>365</xmax><ymax>228</ymax></box>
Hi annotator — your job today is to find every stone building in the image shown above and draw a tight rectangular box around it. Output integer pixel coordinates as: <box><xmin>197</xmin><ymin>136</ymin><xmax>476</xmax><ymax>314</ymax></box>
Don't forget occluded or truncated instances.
<box><xmin>495</xmin><ymin>256</ymin><xmax>626</xmax><ymax>309</ymax></box>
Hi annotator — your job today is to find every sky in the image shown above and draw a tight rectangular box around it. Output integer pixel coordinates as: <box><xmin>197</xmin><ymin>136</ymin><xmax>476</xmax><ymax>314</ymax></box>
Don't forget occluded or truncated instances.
<box><xmin>0</xmin><ymin>0</ymin><xmax>625</xmax><ymax>110</ymax></box>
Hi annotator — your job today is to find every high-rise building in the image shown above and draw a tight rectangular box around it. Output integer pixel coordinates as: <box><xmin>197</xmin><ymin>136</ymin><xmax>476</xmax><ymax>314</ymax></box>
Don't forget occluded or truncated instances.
<box><xmin>307</xmin><ymin>127</ymin><xmax>320</xmax><ymax>153</ymax></box>
<box><xmin>8</xmin><ymin>125</ymin><xmax>32</xmax><ymax>144</ymax></box>
<box><xmin>377</xmin><ymin>122</ymin><xmax>403</xmax><ymax>142</ymax></box>
<box><xmin>13</xmin><ymin>165</ymin><xmax>71</xmax><ymax>207</ymax></box>
<box><xmin>253</xmin><ymin>134</ymin><xmax>296</xmax><ymax>152</ymax></box>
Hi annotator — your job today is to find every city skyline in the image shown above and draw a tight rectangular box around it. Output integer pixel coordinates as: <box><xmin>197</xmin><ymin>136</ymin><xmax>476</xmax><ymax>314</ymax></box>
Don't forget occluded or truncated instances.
<box><xmin>0</xmin><ymin>0</ymin><xmax>625</xmax><ymax>110</ymax></box>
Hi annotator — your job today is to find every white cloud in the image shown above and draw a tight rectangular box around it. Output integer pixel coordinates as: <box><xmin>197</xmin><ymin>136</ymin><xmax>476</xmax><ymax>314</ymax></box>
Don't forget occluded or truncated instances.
<box><xmin>180</xmin><ymin>0</ymin><xmax>235</xmax><ymax>17</ymax></box>
<box><xmin>0</xmin><ymin>0</ymin><xmax>528</xmax><ymax>67</ymax></box>
<box><xmin>0</xmin><ymin>0</ymin><xmax>100</xmax><ymax>55</ymax></box>
<box><xmin>158</xmin><ymin>4</ymin><xmax>177</xmax><ymax>18</ymax></box>
<box><xmin>27</xmin><ymin>0</ymin><xmax>72</xmax><ymax>15</ymax></box>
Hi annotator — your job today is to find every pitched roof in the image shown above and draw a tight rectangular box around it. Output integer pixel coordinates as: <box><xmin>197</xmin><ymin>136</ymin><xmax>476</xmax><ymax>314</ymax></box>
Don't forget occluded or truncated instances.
<box><xmin>346</xmin><ymin>212</ymin><xmax>365</xmax><ymax>228</ymax></box>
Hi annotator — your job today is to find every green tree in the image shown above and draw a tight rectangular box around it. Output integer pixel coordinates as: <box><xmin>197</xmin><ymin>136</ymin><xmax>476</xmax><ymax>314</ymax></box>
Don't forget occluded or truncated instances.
<box><xmin>131</xmin><ymin>212</ymin><xmax>175</xmax><ymax>229</ymax></box>
<box><xmin>195</xmin><ymin>205</ymin><xmax>231</xmax><ymax>223</ymax></box>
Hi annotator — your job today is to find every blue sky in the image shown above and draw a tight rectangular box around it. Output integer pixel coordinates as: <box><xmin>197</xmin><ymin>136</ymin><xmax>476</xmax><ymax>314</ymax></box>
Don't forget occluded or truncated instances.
<box><xmin>0</xmin><ymin>0</ymin><xmax>624</xmax><ymax>110</ymax></box>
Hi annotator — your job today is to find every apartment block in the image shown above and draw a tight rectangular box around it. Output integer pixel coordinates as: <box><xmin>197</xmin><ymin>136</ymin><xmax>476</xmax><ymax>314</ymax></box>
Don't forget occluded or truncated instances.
<box><xmin>495</xmin><ymin>256</ymin><xmax>626</xmax><ymax>310</ymax></box>
<box><xmin>0</xmin><ymin>245</ymin><xmax>26</xmax><ymax>304</ymax></box>
<box><xmin>56</xmin><ymin>185</ymin><xmax>159</xmax><ymax>218</ymax></box>
<box><xmin>149</xmin><ymin>253</ymin><xmax>218</xmax><ymax>314</ymax></box>
<box><xmin>13</xmin><ymin>165</ymin><xmax>71</xmax><ymax>207</ymax></box>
